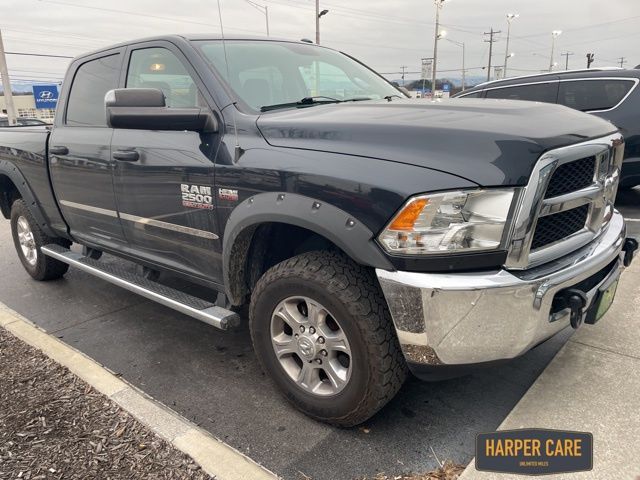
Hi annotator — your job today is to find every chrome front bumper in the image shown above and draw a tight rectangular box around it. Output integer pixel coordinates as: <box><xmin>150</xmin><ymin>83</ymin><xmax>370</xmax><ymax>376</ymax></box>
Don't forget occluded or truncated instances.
<box><xmin>376</xmin><ymin>211</ymin><xmax>629</xmax><ymax>370</ymax></box>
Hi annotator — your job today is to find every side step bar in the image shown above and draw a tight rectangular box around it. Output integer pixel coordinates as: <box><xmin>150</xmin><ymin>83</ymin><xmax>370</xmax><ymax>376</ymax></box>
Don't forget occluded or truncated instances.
<box><xmin>41</xmin><ymin>244</ymin><xmax>240</xmax><ymax>331</ymax></box>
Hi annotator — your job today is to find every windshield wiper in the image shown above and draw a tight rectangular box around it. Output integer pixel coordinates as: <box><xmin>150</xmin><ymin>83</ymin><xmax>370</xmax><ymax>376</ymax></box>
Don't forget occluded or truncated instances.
<box><xmin>384</xmin><ymin>94</ymin><xmax>403</xmax><ymax>101</ymax></box>
<box><xmin>260</xmin><ymin>96</ymin><xmax>342</xmax><ymax>112</ymax></box>
<box><xmin>259</xmin><ymin>95</ymin><xmax>375</xmax><ymax>112</ymax></box>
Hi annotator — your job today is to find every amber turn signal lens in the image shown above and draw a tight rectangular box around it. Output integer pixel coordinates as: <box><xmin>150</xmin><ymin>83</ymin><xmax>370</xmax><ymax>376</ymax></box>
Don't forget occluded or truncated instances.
<box><xmin>388</xmin><ymin>198</ymin><xmax>428</xmax><ymax>231</ymax></box>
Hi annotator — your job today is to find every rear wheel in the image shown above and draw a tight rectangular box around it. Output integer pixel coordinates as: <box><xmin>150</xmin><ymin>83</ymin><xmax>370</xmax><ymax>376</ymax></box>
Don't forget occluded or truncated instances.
<box><xmin>249</xmin><ymin>251</ymin><xmax>407</xmax><ymax>426</ymax></box>
<box><xmin>10</xmin><ymin>199</ymin><xmax>70</xmax><ymax>281</ymax></box>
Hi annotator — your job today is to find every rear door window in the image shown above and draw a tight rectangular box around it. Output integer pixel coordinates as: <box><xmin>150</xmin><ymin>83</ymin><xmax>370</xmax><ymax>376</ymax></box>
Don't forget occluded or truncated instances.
<box><xmin>459</xmin><ymin>91</ymin><xmax>483</xmax><ymax>98</ymax></box>
<box><xmin>66</xmin><ymin>54</ymin><xmax>121</xmax><ymax>126</ymax></box>
<box><xmin>558</xmin><ymin>79</ymin><xmax>635</xmax><ymax>111</ymax></box>
<box><xmin>485</xmin><ymin>82</ymin><xmax>558</xmax><ymax>103</ymax></box>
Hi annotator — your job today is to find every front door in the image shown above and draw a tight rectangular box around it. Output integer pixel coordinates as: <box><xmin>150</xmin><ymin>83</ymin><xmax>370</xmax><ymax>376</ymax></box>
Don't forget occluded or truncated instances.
<box><xmin>49</xmin><ymin>50</ymin><xmax>127</xmax><ymax>249</ymax></box>
<box><xmin>110</xmin><ymin>43</ymin><xmax>222</xmax><ymax>283</ymax></box>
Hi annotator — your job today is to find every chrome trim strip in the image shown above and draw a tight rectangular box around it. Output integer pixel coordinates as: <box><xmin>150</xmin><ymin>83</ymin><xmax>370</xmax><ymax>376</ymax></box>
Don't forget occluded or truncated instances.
<box><xmin>538</xmin><ymin>184</ymin><xmax>601</xmax><ymax>217</ymax></box>
<box><xmin>59</xmin><ymin>200</ymin><xmax>218</xmax><ymax>240</ymax></box>
<box><xmin>119</xmin><ymin>212</ymin><xmax>219</xmax><ymax>240</ymax></box>
<box><xmin>59</xmin><ymin>200</ymin><xmax>118</xmax><ymax>218</ymax></box>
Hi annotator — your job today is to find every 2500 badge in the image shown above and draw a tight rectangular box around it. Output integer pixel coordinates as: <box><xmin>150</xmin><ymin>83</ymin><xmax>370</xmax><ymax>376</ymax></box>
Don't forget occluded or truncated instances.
<box><xmin>181</xmin><ymin>184</ymin><xmax>213</xmax><ymax>210</ymax></box>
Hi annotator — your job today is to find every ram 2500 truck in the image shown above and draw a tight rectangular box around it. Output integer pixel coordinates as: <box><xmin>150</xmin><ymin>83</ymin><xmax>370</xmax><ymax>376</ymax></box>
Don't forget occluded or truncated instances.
<box><xmin>0</xmin><ymin>35</ymin><xmax>637</xmax><ymax>426</ymax></box>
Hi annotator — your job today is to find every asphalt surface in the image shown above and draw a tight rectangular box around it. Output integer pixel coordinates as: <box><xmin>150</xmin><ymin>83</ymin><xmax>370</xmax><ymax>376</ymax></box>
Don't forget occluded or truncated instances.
<box><xmin>0</xmin><ymin>188</ymin><xmax>638</xmax><ymax>480</ymax></box>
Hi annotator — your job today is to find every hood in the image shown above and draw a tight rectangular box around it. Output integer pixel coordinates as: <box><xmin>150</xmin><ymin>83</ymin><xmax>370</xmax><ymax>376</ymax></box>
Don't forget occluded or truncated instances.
<box><xmin>256</xmin><ymin>99</ymin><xmax>617</xmax><ymax>186</ymax></box>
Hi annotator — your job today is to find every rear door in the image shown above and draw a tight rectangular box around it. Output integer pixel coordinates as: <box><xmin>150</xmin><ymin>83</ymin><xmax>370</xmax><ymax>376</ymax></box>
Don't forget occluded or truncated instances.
<box><xmin>110</xmin><ymin>41</ymin><xmax>223</xmax><ymax>283</ymax></box>
<box><xmin>49</xmin><ymin>50</ymin><xmax>127</xmax><ymax>248</ymax></box>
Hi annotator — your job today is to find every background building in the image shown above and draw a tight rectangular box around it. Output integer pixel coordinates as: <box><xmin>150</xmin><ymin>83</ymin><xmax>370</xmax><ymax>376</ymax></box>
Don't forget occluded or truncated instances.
<box><xmin>0</xmin><ymin>93</ymin><xmax>56</xmax><ymax>123</ymax></box>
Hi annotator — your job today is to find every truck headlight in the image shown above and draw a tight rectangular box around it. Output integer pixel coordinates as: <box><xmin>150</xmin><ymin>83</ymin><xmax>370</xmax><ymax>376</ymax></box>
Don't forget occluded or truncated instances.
<box><xmin>378</xmin><ymin>189</ymin><xmax>516</xmax><ymax>255</ymax></box>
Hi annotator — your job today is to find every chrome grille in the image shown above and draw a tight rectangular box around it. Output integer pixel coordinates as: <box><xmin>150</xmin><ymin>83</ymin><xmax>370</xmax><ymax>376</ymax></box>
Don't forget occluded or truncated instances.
<box><xmin>506</xmin><ymin>133</ymin><xmax>624</xmax><ymax>270</ymax></box>
<box><xmin>544</xmin><ymin>156</ymin><xmax>596</xmax><ymax>198</ymax></box>
<box><xmin>531</xmin><ymin>204</ymin><xmax>589</xmax><ymax>250</ymax></box>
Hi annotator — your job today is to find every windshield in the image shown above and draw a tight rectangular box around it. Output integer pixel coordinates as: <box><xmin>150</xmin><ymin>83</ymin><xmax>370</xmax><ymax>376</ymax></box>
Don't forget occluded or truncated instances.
<box><xmin>195</xmin><ymin>40</ymin><xmax>401</xmax><ymax>112</ymax></box>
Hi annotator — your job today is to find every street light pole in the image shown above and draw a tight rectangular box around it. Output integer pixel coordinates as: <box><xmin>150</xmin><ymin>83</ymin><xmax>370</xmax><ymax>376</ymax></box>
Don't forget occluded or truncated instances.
<box><xmin>431</xmin><ymin>0</ymin><xmax>446</xmax><ymax>96</ymax></box>
<box><xmin>244</xmin><ymin>0</ymin><xmax>270</xmax><ymax>36</ymax></box>
<box><xmin>316</xmin><ymin>0</ymin><xmax>320</xmax><ymax>44</ymax></box>
<box><xmin>315</xmin><ymin>1</ymin><xmax>329</xmax><ymax>45</ymax></box>
<box><xmin>503</xmin><ymin>13</ymin><xmax>518</xmax><ymax>78</ymax></box>
<box><xmin>549</xmin><ymin>30</ymin><xmax>562</xmax><ymax>72</ymax></box>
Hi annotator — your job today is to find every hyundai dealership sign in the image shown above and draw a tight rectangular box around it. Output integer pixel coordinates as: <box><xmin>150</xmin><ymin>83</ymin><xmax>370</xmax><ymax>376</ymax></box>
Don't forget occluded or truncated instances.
<box><xmin>32</xmin><ymin>85</ymin><xmax>59</xmax><ymax>110</ymax></box>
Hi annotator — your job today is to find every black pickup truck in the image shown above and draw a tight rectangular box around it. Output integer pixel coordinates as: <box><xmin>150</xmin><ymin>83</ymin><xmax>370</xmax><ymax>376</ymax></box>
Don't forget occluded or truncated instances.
<box><xmin>0</xmin><ymin>35</ymin><xmax>637</xmax><ymax>426</ymax></box>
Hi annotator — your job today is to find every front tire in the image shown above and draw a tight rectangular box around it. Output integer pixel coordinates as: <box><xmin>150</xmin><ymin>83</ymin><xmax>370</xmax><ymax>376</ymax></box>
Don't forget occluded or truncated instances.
<box><xmin>10</xmin><ymin>199</ymin><xmax>70</xmax><ymax>281</ymax></box>
<box><xmin>249</xmin><ymin>251</ymin><xmax>406</xmax><ymax>426</ymax></box>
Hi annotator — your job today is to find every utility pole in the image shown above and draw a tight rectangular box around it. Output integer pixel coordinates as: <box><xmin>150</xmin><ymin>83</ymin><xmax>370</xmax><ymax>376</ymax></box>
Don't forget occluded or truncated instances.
<box><xmin>618</xmin><ymin>57</ymin><xmax>627</xmax><ymax>68</ymax></box>
<box><xmin>484</xmin><ymin>28</ymin><xmax>501</xmax><ymax>82</ymax></box>
<box><xmin>561</xmin><ymin>51</ymin><xmax>574</xmax><ymax>70</ymax></box>
<box><xmin>0</xmin><ymin>29</ymin><xmax>17</xmax><ymax>126</ymax></box>
<box><xmin>586</xmin><ymin>53</ymin><xmax>595</xmax><ymax>68</ymax></box>
<box><xmin>431</xmin><ymin>0</ymin><xmax>446</xmax><ymax>97</ymax></box>
<box><xmin>503</xmin><ymin>13</ymin><xmax>518</xmax><ymax>78</ymax></box>
<box><xmin>401</xmin><ymin>65</ymin><xmax>407</xmax><ymax>87</ymax></box>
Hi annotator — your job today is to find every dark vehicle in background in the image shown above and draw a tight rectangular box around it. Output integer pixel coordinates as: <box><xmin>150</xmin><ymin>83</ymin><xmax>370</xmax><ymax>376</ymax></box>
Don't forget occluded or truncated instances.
<box><xmin>0</xmin><ymin>117</ymin><xmax>48</xmax><ymax>127</ymax></box>
<box><xmin>0</xmin><ymin>36</ymin><xmax>637</xmax><ymax>426</ymax></box>
<box><xmin>454</xmin><ymin>68</ymin><xmax>640</xmax><ymax>189</ymax></box>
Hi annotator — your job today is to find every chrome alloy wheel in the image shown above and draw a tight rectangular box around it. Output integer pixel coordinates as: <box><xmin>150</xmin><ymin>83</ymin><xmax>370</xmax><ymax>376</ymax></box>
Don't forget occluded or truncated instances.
<box><xmin>16</xmin><ymin>216</ymin><xmax>37</xmax><ymax>266</ymax></box>
<box><xmin>270</xmin><ymin>296</ymin><xmax>352</xmax><ymax>396</ymax></box>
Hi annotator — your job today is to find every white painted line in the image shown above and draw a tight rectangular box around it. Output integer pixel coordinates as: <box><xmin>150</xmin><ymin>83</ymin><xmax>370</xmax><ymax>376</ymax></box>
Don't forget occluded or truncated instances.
<box><xmin>0</xmin><ymin>303</ymin><xmax>278</xmax><ymax>480</ymax></box>
<box><xmin>624</xmin><ymin>218</ymin><xmax>640</xmax><ymax>222</ymax></box>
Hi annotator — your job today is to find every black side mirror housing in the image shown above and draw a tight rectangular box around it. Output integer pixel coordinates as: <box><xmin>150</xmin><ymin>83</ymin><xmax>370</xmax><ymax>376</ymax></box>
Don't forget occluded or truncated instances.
<box><xmin>105</xmin><ymin>88</ymin><xmax>218</xmax><ymax>133</ymax></box>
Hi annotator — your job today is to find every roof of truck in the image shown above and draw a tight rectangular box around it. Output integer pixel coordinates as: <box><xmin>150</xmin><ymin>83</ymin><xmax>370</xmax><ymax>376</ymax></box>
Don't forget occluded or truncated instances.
<box><xmin>72</xmin><ymin>34</ymin><xmax>319</xmax><ymax>62</ymax></box>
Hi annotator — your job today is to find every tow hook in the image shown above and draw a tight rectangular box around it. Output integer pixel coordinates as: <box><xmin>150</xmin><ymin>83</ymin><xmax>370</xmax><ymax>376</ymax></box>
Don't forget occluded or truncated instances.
<box><xmin>623</xmin><ymin>238</ymin><xmax>638</xmax><ymax>267</ymax></box>
<box><xmin>563</xmin><ymin>289</ymin><xmax>588</xmax><ymax>329</ymax></box>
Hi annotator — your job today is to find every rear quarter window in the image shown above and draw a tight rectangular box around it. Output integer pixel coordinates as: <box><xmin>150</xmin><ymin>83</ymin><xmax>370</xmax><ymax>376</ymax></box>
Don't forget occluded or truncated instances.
<box><xmin>485</xmin><ymin>82</ymin><xmax>558</xmax><ymax>103</ymax></box>
<box><xmin>558</xmin><ymin>79</ymin><xmax>635</xmax><ymax>111</ymax></box>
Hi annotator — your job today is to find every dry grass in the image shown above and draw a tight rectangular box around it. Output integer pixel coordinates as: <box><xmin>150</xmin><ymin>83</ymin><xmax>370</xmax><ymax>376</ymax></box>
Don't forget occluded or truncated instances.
<box><xmin>356</xmin><ymin>461</ymin><xmax>466</xmax><ymax>480</ymax></box>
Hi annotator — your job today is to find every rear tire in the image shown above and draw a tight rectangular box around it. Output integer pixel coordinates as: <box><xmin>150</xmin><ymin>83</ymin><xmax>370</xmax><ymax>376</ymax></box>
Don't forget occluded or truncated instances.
<box><xmin>10</xmin><ymin>199</ymin><xmax>70</xmax><ymax>281</ymax></box>
<box><xmin>249</xmin><ymin>251</ymin><xmax>407</xmax><ymax>426</ymax></box>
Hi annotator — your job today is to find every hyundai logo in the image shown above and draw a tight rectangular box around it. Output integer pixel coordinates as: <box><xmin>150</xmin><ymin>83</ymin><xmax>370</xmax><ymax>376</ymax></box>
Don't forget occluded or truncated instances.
<box><xmin>39</xmin><ymin>91</ymin><xmax>54</xmax><ymax>99</ymax></box>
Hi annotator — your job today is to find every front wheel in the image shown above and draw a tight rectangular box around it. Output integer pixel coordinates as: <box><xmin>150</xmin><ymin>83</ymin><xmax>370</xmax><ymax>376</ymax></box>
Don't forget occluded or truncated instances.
<box><xmin>10</xmin><ymin>199</ymin><xmax>70</xmax><ymax>281</ymax></box>
<box><xmin>249</xmin><ymin>251</ymin><xmax>406</xmax><ymax>426</ymax></box>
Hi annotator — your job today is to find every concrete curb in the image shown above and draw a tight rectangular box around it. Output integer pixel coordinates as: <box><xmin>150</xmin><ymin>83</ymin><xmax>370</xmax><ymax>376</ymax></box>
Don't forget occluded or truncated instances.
<box><xmin>0</xmin><ymin>304</ymin><xmax>278</xmax><ymax>480</ymax></box>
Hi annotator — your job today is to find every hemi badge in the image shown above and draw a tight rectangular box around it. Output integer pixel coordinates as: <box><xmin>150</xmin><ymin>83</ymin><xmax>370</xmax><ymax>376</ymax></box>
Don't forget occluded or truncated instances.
<box><xmin>218</xmin><ymin>188</ymin><xmax>239</xmax><ymax>202</ymax></box>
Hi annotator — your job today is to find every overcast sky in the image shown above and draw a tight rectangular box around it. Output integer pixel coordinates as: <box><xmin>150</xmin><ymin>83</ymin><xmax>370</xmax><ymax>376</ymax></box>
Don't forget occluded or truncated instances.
<box><xmin>2</xmin><ymin>0</ymin><xmax>638</xmax><ymax>86</ymax></box>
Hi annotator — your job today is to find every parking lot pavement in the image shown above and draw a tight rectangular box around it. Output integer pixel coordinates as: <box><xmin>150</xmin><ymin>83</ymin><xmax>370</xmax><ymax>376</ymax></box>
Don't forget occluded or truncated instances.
<box><xmin>0</xmin><ymin>188</ymin><xmax>637</xmax><ymax>480</ymax></box>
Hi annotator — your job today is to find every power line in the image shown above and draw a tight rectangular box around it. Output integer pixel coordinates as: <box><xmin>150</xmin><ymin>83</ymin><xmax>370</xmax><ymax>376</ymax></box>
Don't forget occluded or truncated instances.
<box><xmin>5</xmin><ymin>51</ymin><xmax>73</xmax><ymax>59</ymax></box>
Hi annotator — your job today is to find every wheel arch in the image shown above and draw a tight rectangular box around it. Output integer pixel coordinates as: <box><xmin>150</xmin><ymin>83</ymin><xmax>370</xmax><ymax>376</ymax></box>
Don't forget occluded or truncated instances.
<box><xmin>0</xmin><ymin>161</ymin><xmax>55</xmax><ymax>236</ymax></box>
<box><xmin>222</xmin><ymin>192</ymin><xmax>394</xmax><ymax>306</ymax></box>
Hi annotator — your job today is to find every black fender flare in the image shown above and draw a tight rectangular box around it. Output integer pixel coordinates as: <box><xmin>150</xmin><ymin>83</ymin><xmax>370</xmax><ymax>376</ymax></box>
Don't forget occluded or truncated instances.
<box><xmin>0</xmin><ymin>160</ymin><xmax>56</xmax><ymax>236</ymax></box>
<box><xmin>222</xmin><ymin>192</ymin><xmax>394</xmax><ymax>303</ymax></box>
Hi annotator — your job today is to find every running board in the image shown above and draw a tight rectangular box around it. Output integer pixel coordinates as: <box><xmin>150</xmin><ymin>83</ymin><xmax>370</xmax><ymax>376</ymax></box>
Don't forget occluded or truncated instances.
<box><xmin>41</xmin><ymin>244</ymin><xmax>240</xmax><ymax>331</ymax></box>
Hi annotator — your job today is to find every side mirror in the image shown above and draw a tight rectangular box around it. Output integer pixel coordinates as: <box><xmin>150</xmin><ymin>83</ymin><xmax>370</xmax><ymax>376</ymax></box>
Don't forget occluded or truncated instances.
<box><xmin>105</xmin><ymin>88</ymin><xmax>218</xmax><ymax>133</ymax></box>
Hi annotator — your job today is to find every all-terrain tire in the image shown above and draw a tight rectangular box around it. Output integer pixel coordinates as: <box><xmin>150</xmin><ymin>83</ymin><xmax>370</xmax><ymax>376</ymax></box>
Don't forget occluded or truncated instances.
<box><xmin>10</xmin><ymin>199</ymin><xmax>70</xmax><ymax>281</ymax></box>
<box><xmin>249</xmin><ymin>250</ymin><xmax>407</xmax><ymax>426</ymax></box>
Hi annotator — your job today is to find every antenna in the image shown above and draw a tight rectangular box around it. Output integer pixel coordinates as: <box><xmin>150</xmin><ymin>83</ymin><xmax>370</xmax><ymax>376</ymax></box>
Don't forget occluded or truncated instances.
<box><xmin>216</xmin><ymin>0</ymin><xmax>242</xmax><ymax>161</ymax></box>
